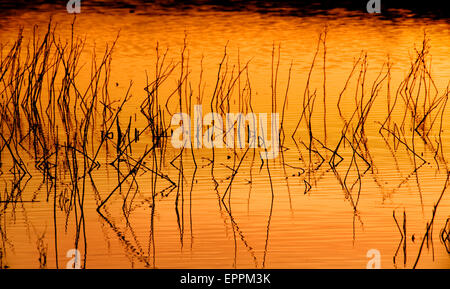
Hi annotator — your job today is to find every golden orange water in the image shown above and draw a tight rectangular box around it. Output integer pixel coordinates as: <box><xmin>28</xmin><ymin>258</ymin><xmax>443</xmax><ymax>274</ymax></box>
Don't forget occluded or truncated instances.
<box><xmin>0</xmin><ymin>4</ymin><xmax>449</xmax><ymax>269</ymax></box>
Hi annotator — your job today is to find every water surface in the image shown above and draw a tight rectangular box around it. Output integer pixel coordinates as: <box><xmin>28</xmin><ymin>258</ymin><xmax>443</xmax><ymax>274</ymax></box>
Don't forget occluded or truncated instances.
<box><xmin>0</xmin><ymin>1</ymin><xmax>449</xmax><ymax>269</ymax></box>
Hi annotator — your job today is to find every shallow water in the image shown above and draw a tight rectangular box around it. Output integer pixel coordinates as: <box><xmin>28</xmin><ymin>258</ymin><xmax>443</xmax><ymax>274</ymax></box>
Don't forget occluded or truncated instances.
<box><xmin>0</xmin><ymin>2</ymin><xmax>449</xmax><ymax>269</ymax></box>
